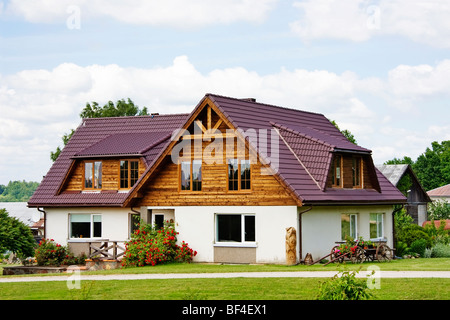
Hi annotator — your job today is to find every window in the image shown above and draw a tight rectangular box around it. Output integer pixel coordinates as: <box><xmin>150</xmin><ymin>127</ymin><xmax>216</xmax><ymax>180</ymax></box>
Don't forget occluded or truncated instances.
<box><xmin>84</xmin><ymin>161</ymin><xmax>102</xmax><ymax>189</ymax></box>
<box><xmin>180</xmin><ymin>160</ymin><xmax>202</xmax><ymax>191</ymax></box>
<box><xmin>120</xmin><ymin>160</ymin><xmax>139</xmax><ymax>189</ymax></box>
<box><xmin>331</xmin><ymin>155</ymin><xmax>342</xmax><ymax>187</ymax></box>
<box><xmin>228</xmin><ymin>159</ymin><xmax>251</xmax><ymax>191</ymax></box>
<box><xmin>370</xmin><ymin>213</ymin><xmax>384</xmax><ymax>239</ymax></box>
<box><xmin>70</xmin><ymin>214</ymin><xmax>102</xmax><ymax>238</ymax></box>
<box><xmin>155</xmin><ymin>214</ymin><xmax>164</xmax><ymax>230</ymax></box>
<box><xmin>341</xmin><ymin>213</ymin><xmax>357</xmax><ymax>240</ymax></box>
<box><xmin>216</xmin><ymin>214</ymin><xmax>255</xmax><ymax>243</ymax></box>
<box><xmin>130</xmin><ymin>213</ymin><xmax>140</xmax><ymax>237</ymax></box>
<box><xmin>352</xmin><ymin>157</ymin><xmax>362</xmax><ymax>188</ymax></box>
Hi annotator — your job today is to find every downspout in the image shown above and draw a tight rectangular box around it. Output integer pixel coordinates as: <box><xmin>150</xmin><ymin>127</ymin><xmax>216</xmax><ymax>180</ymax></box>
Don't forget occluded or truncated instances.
<box><xmin>37</xmin><ymin>207</ymin><xmax>46</xmax><ymax>239</ymax></box>
<box><xmin>298</xmin><ymin>205</ymin><xmax>313</xmax><ymax>263</ymax></box>
<box><xmin>392</xmin><ymin>204</ymin><xmax>404</xmax><ymax>252</ymax></box>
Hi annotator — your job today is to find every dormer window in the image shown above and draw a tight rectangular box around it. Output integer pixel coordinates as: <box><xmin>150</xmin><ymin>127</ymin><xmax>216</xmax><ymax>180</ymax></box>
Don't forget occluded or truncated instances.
<box><xmin>331</xmin><ymin>155</ymin><xmax>342</xmax><ymax>188</ymax></box>
<box><xmin>120</xmin><ymin>160</ymin><xmax>139</xmax><ymax>189</ymax></box>
<box><xmin>84</xmin><ymin>161</ymin><xmax>102</xmax><ymax>189</ymax></box>
<box><xmin>352</xmin><ymin>156</ymin><xmax>362</xmax><ymax>188</ymax></box>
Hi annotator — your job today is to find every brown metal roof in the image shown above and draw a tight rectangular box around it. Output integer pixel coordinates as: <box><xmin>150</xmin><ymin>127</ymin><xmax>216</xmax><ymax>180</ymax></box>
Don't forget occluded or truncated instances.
<box><xmin>29</xmin><ymin>94</ymin><xmax>406</xmax><ymax>207</ymax></box>
<box><xmin>28</xmin><ymin>114</ymin><xmax>189</xmax><ymax>207</ymax></box>
<box><xmin>207</xmin><ymin>93</ymin><xmax>405</xmax><ymax>204</ymax></box>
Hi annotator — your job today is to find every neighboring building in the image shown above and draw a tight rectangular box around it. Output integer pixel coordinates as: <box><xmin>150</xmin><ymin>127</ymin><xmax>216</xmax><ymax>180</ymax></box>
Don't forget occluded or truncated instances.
<box><xmin>376</xmin><ymin>164</ymin><xmax>431</xmax><ymax>226</ymax></box>
<box><xmin>427</xmin><ymin>183</ymin><xmax>450</xmax><ymax>203</ymax></box>
<box><xmin>28</xmin><ymin>94</ymin><xmax>405</xmax><ymax>263</ymax></box>
<box><xmin>0</xmin><ymin>202</ymin><xmax>42</xmax><ymax>242</ymax></box>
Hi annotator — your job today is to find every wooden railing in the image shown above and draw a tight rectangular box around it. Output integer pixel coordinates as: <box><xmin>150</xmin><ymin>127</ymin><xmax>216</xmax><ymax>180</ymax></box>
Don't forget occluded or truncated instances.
<box><xmin>88</xmin><ymin>241</ymin><xmax>125</xmax><ymax>260</ymax></box>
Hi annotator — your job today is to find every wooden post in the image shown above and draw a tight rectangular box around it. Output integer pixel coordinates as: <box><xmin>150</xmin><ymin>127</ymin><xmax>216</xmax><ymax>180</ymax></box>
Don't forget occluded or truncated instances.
<box><xmin>285</xmin><ymin>227</ymin><xmax>297</xmax><ymax>265</ymax></box>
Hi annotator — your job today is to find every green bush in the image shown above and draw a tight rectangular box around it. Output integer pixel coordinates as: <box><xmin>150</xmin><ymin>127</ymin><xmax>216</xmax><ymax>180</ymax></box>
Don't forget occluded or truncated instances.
<box><xmin>121</xmin><ymin>220</ymin><xmax>197</xmax><ymax>268</ymax></box>
<box><xmin>423</xmin><ymin>220</ymin><xmax>450</xmax><ymax>246</ymax></box>
<box><xmin>409</xmin><ymin>239</ymin><xmax>427</xmax><ymax>257</ymax></box>
<box><xmin>394</xmin><ymin>241</ymin><xmax>408</xmax><ymax>257</ymax></box>
<box><xmin>0</xmin><ymin>208</ymin><xmax>36</xmax><ymax>258</ymax></box>
<box><xmin>397</xmin><ymin>224</ymin><xmax>432</xmax><ymax>248</ymax></box>
<box><xmin>317</xmin><ymin>270</ymin><xmax>372</xmax><ymax>300</ymax></box>
<box><xmin>430</xmin><ymin>243</ymin><xmax>450</xmax><ymax>258</ymax></box>
<box><xmin>35</xmin><ymin>238</ymin><xmax>85</xmax><ymax>266</ymax></box>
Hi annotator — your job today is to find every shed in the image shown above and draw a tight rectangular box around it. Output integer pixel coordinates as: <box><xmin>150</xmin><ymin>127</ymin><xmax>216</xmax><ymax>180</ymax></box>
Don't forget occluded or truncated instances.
<box><xmin>376</xmin><ymin>164</ymin><xmax>431</xmax><ymax>226</ymax></box>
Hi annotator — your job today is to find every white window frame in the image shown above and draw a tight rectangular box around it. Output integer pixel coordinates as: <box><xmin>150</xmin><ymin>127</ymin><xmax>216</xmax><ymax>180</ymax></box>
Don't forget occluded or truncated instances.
<box><xmin>341</xmin><ymin>213</ymin><xmax>358</xmax><ymax>241</ymax></box>
<box><xmin>215</xmin><ymin>213</ymin><xmax>256</xmax><ymax>247</ymax></box>
<box><xmin>69</xmin><ymin>213</ymin><xmax>102</xmax><ymax>239</ymax></box>
<box><xmin>370</xmin><ymin>213</ymin><xmax>384</xmax><ymax>240</ymax></box>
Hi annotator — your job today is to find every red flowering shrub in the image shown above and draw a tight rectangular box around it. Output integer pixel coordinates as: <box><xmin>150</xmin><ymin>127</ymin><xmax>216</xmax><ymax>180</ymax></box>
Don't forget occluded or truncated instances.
<box><xmin>35</xmin><ymin>238</ymin><xmax>85</xmax><ymax>266</ymax></box>
<box><xmin>121</xmin><ymin>220</ymin><xmax>197</xmax><ymax>268</ymax></box>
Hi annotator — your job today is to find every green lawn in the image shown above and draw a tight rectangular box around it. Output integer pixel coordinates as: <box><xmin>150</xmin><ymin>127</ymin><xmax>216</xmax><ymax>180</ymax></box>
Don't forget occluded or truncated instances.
<box><xmin>0</xmin><ymin>258</ymin><xmax>449</xmax><ymax>300</ymax></box>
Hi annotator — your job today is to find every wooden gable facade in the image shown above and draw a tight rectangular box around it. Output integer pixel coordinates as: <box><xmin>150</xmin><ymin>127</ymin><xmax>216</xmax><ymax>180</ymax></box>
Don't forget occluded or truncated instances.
<box><xmin>129</xmin><ymin>97</ymin><xmax>300</xmax><ymax>207</ymax></box>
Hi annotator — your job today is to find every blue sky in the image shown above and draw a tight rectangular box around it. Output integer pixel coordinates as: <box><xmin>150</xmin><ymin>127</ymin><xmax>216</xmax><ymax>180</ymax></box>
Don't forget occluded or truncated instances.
<box><xmin>0</xmin><ymin>0</ymin><xmax>449</xmax><ymax>186</ymax></box>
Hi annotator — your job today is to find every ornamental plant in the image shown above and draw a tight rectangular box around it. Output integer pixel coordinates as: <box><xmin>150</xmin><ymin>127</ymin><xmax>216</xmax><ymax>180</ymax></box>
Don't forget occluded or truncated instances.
<box><xmin>317</xmin><ymin>270</ymin><xmax>373</xmax><ymax>300</ymax></box>
<box><xmin>35</xmin><ymin>238</ymin><xmax>85</xmax><ymax>266</ymax></box>
<box><xmin>121</xmin><ymin>220</ymin><xmax>197</xmax><ymax>268</ymax></box>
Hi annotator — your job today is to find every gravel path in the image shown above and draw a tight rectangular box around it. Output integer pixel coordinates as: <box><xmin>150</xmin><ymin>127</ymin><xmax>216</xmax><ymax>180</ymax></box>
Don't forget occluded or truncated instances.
<box><xmin>1</xmin><ymin>270</ymin><xmax>450</xmax><ymax>283</ymax></box>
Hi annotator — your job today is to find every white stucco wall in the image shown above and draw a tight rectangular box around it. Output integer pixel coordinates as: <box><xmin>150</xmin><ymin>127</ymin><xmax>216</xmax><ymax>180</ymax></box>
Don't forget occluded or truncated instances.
<box><xmin>44</xmin><ymin>204</ymin><xmax>395</xmax><ymax>264</ymax></box>
<box><xmin>144</xmin><ymin>205</ymin><xmax>299</xmax><ymax>264</ymax></box>
<box><xmin>301</xmin><ymin>205</ymin><xmax>394</xmax><ymax>261</ymax></box>
<box><xmin>45</xmin><ymin>207</ymin><xmax>134</xmax><ymax>246</ymax></box>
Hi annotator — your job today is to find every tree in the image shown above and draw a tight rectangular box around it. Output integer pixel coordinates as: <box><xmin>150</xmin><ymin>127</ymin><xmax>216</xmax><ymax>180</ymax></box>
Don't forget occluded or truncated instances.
<box><xmin>0</xmin><ymin>180</ymin><xmax>40</xmax><ymax>202</ymax></box>
<box><xmin>331</xmin><ymin>120</ymin><xmax>357</xmax><ymax>145</ymax></box>
<box><xmin>50</xmin><ymin>130</ymin><xmax>74</xmax><ymax>162</ymax></box>
<box><xmin>0</xmin><ymin>208</ymin><xmax>35</xmax><ymax>257</ymax></box>
<box><xmin>413</xmin><ymin>141</ymin><xmax>450</xmax><ymax>191</ymax></box>
<box><xmin>384</xmin><ymin>140</ymin><xmax>450</xmax><ymax>191</ymax></box>
<box><xmin>51</xmin><ymin>98</ymin><xmax>149</xmax><ymax>161</ymax></box>
<box><xmin>428</xmin><ymin>199</ymin><xmax>450</xmax><ymax>220</ymax></box>
<box><xmin>384</xmin><ymin>156</ymin><xmax>414</xmax><ymax>166</ymax></box>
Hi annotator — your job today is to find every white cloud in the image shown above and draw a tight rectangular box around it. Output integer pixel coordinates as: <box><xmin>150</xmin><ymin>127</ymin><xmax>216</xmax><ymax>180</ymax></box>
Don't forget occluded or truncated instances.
<box><xmin>388</xmin><ymin>60</ymin><xmax>450</xmax><ymax>97</ymax></box>
<box><xmin>4</xmin><ymin>0</ymin><xmax>277</xmax><ymax>27</ymax></box>
<box><xmin>290</xmin><ymin>0</ymin><xmax>374</xmax><ymax>42</ymax></box>
<box><xmin>290</xmin><ymin>0</ymin><xmax>450</xmax><ymax>47</ymax></box>
<box><xmin>0</xmin><ymin>56</ymin><xmax>449</xmax><ymax>183</ymax></box>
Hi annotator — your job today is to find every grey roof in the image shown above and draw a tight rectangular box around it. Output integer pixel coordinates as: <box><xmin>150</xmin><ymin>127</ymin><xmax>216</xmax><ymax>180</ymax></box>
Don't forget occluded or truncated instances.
<box><xmin>375</xmin><ymin>164</ymin><xmax>409</xmax><ymax>186</ymax></box>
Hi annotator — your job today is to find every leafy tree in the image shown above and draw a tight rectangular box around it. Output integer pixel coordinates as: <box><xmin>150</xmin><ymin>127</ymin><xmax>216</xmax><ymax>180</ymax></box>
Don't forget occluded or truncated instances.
<box><xmin>413</xmin><ymin>141</ymin><xmax>450</xmax><ymax>191</ymax></box>
<box><xmin>80</xmin><ymin>98</ymin><xmax>148</xmax><ymax>118</ymax></box>
<box><xmin>384</xmin><ymin>140</ymin><xmax>450</xmax><ymax>191</ymax></box>
<box><xmin>384</xmin><ymin>156</ymin><xmax>413</xmax><ymax>166</ymax></box>
<box><xmin>0</xmin><ymin>208</ymin><xmax>35</xmax><ymax>257</ymax></box>
<box><xmin>50</xmin><ymin>130</ymin><xmax>75</xmax><ymax>162</ymax></box>
<box><xmin>428</xmin><ymin>199</ymin><xmax>450</xmax><ymax>220</ymax></box>
<box><xmin>51</xmin><ymin>98</ymin><xmax>149</xmax><ymax>161</ymax></box>
<box><xmin>0</xmin><ymin>180</ymin><xmax>39</xmax><ymax>202</ymax></box>
<box><xmin>331</xmin><ymin>120</ymin><xmax>357</xmax><ymax>145</ymax></box>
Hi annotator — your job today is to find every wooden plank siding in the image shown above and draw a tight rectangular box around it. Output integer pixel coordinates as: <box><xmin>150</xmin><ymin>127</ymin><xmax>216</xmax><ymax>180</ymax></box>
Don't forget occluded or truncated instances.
<box><xmin>137</xmin><ymin>156</ymin><xmax>298</xmax><ymax>207</ymax></box>
<box><xmin>326</xmin><ymin>154</ymin><xmax>378</xmax><ymax>190</ymax></box>
<box><xmin>136</xmin><ymin>105</ymin><xmax>298</xmax><ymax>207</ymax></box>
<box><xmin>62</xmin><ymin>158</ymin><xmax>146</xmax><ymax>192</ymax></box>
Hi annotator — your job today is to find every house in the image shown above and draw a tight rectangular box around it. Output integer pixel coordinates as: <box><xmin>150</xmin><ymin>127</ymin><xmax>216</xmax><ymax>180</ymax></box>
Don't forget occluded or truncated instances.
<box><xmin>427</xmin><ymin>183</ymin><xmax>450</xmax><ymax>203</ymax></box>
<box><xmin>28</xmin><ymin>94</ymin><xmax>406</xmax><ymax>264</ymax></box>
<box><xmin>376</xmin><ymin>164</ymin><xmax>431</xmax><ymax>226</ymax></box>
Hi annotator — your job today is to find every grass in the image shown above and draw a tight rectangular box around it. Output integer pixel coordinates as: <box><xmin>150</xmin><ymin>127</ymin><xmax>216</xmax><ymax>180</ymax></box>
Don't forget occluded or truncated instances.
<box><xmin>0</xmin><ymin>258</ymin><xmax>449</xmax><ymax>300</ymax></box>
<box><xmin>0</xmin><ymin>277</ymin><xmax>449</xmax><ymax>300</ymax></box>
